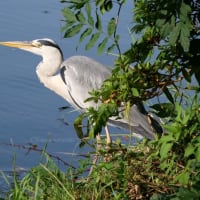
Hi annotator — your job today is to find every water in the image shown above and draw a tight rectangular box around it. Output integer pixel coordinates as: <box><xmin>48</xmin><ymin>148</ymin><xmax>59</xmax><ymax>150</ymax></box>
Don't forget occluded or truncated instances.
<box><xmin>0</xmin><ymin>0</ymin><xmax>134</xmax><ymax>193</ymax></box>
<box><xmin>0</xmin><ymin>0</ymin><xmax>80</xmax><ymax>171</ymax></box>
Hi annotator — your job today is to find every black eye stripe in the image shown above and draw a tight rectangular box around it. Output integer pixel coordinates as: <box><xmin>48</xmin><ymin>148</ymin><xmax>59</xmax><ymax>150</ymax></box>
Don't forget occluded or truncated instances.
<box><xmin>37</xmin><ymin>39</ymin><xmax>64</xmax><ymax>60</ymax></box>
<box><xmin>37</xmin><ymin>40</ymin><xmax>59</xmax><ymax>49</ymax></box>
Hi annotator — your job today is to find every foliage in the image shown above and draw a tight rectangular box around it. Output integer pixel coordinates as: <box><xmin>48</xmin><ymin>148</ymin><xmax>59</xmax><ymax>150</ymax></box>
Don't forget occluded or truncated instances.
<box><xmin>6</xmin><ymin>140</ymin><xmax>200</xmax><ymax>200</ymax></box>
<box><xmin>60</xmin><ymin>0</ymin><xmax>200</xmax><ymax>198</ymax></box>
<box><xmin>148</xmin><ymin>95</ymin><xmax>200</xmax><ymax>198</ymax></box>
<box><xmin>7</xmin><ymin>153</ymin><xmax>76</xmax><ymax>200</ymax></box>
<box><xmin>61</xmin><ymin>0</ymin><xmax>123</xmax><ymax>54</ymax></box>
<box><xmin>61</xmin><ymin>0</ymin><xmax>200</xmax><ymax>136</ymax></box>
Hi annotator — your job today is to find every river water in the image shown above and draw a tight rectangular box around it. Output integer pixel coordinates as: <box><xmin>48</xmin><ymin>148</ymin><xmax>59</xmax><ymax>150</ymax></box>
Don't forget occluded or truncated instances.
<box><xmin>0</xmin><ymin>0</ymin><xmax>134</xmax><ymax>194</ymax></box>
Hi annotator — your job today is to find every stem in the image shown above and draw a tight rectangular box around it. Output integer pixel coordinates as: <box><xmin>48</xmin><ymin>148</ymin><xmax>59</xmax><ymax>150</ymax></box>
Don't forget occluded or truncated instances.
<box><xmin>114</xmin><ymin>2</ymin><xmax>123</xmax><ymax>56</ymax></box>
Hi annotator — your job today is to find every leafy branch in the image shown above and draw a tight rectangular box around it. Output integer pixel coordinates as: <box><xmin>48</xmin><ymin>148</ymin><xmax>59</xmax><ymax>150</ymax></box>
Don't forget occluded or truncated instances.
<box><xmin>61</xmin><ymin>0</ymin><xmax>126</xmax><ymax>55</ymax></box>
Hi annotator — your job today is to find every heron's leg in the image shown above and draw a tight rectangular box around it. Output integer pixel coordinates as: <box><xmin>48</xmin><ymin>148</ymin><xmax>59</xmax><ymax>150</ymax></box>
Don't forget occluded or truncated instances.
<box><xmin>89</xmin><ymin>133</ymin><xmax>102</xmax><ymax>175</ymax></box>
<box><xmin>96</xmin><ymin>133</ymin><xmax>102</xmax><ymax>150</ymax></box>
<box><xmin>105</xmin><ymin>125</ymin><xmax>112</xmax><ymax>145</ymax></box>
<box><xmin>89</xmin><ymin>129</ymin><xmax>112</xmax><ymax>175</ymax></box>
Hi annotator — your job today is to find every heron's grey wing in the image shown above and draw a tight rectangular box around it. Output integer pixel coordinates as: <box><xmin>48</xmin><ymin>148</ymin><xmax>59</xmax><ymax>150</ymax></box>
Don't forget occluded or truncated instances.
<box><xmin>60</xmin><ymin>56</ymin><xmax>111</xmax><ymax>109</ymax></box>
<box><xmin>109</xmin><ymin>103</ymin><xmax>162</xmax><ymax>139</ymax></box>
<box><xmin>60</xmin><ymin>56</ymin><xmax>162</xmax><ymax>139</ymax></box>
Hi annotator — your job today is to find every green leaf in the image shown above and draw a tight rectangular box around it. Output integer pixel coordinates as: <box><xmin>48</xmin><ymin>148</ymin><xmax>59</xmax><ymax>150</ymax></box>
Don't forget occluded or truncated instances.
<box><xmin>85</xmin><ymin>2</ymin><xmax>91</xmax><ymax>16</ymax></box>
<box><xmin>107</xmin><ymin>18</ymin><xmax>116</xmax><ymax>36</ymax></box>
<box><xmin>180</xmin><ymin>25</ymin><xmax>190</xmax><ymax>51</ymax></box>
<box><xmin>160</xmin><ymin>22</ymin><xmax>172</xmax><ymax>38</ymax></box>
<box><xmin>96</xmin><ymin>0</ymin><xmax>104</xmax><ymax>6</ymax></box>
<box><xmin>175</xmin><ymin>171</ymin><xmax>190</xmax><ymax>185</ymax></box>
<box><xmin>100</xmin><ymin>3</ymin><xmax>106</xmax><ymax>14</ymax></box>
<box><xmin>131</xmin><ymin>88</ymin><xmax>139</xmax><ymax>96</ymax></box>
<box><xmin>181</xmin><ymin>114</ymin><xmax>190</xmax><ymax>126</ymax></box>
<box><xmin>159</xmin><ymin>134</ymin><xmax>175</xmax><ymax>143</ymax></box>
<box><xmin>85</xmin><ymin>32</ymin><xmax>101</xmax><ymax>50</ymax></box>
<box><xmin>196</xmin><ymin>146</ymin><xmax>200</xmax><ymax>161</ymax></box>
<box><xmin>75</xmin><ymin>11</ymin><xmax>85</xmax><ymax>23</ymax></box>
<box><xmin>95</xmin><ymin>11</ymin><xmax>102</xmax><ymax>31</ymax></box>
<box><xmin>88</xmin><ymin>15</ymin><xmax>94</xmax><ymax>28</ymax></box>
<box><xmin>160</xmin><ymin>142</ymin><xmax>173</xmax><ymax>160</ymax></box>
<box><xmin>128</xmin><ymin>28</ymin><xmax>137</xmax><ymax>45</ymax></box>
<box><xmin>164</xmin><ymin>124</ymin><xmax>181</xmax><ymax>135</ymax></box>
<box><xmin>62</xmin><ymin>7</ymin><xmax>77</xmax><ymax>22</ymax></box>
<box><xmin>156</xmin><ymin>19</ymin><xmax>165</xmax><ymax>27</ymax></box>
<box><xmin>85</xmin><ymin>3</ymin><xmax>94</xmax><ymax>27</ymax></box>
<box><xmin>64</xmin><ymin>24</ymin><xmax>84</xmax><ymax>38</ymax></box>
<box><xmin>151</xmin><ymin>103</ymin><xmax>175</xmax><ymax>118</ymax></box>
<box><xmin>101</xmin><ymin>162</ymin><xmax>113</xmax><ymax>170</ymax></box>
<box><xmin>184</xmin><ymin>143</ymin><xmax>194</xmax><ymax>158</ymax></box>
<box><xmin>179</xmin><ymin>3</ymin><xmax>192</xmax><ymax>51</ymax></box>
<box><xmin>180</xmin><ymin>2</ymin><xmax>191</xmax><ymax>17</ymax></box>
<box><xmin>175</xmin><ymin>102</ymin><xmax>183</xmax><ymax>122</ymax></box>
<box><xmin>114</xmin><ymin>34</ymin><xmax>120</xmax><ymax>43</ymax></box>
<box><xmin>182</xmin><ymin>68</ymin><xmax>191</xmax><ymax>82</ymax></box>
<box><xmin>104</xmin><ymin>0</ymin><xmax>113</xmax><ymax>12</ymax></box>
<box><xmin>98</xmin><ymin>37</ymin><xmax>108</xmax><ymax>55</ymax></box>
<box><xmin>107</xmin><ymin>43</ymin><xmax>116</xmax><ymax>53</ymax></box>
<box><xmin>74</xmin><ymin>113</ymin><xmax>86</xmax><ymax>139</ymax></box>
<box><xmin>89</xmin><ymin>128</ymin><xmax>95</xmax><ymax>138</ymax></box>
<box><xmin>79</xmin><ymin>28</ymin><xmax>93</xmax><ymax>43</ymax></box>
<box><xmin>169</xmin><ymin>25</ymin><xmax>180</xmax><ymax>45</ymax></box>
<box><xmin>163</xmin><ymin>87</ymin><xmax>174</xmax><ymax>104</ymax></box>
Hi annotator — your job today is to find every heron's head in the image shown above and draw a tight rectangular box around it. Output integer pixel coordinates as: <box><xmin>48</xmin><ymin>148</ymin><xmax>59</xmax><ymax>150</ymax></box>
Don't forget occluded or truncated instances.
<box><xmin>0</xmin><ymin>38</ymin><xmax>63</xmax><ymax>61</ymax></box>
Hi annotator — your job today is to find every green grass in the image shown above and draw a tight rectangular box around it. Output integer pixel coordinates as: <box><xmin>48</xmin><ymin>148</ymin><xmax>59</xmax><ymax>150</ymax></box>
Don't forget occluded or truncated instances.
<box><xmin>7</xmin><ymin>154</ymin><xmax>76</xmax><ymax>200</ymax></box>
<box><xmin>2</xmin><ymin>139</ymin><xmax>200</xmax><ymax>200</ymax></box>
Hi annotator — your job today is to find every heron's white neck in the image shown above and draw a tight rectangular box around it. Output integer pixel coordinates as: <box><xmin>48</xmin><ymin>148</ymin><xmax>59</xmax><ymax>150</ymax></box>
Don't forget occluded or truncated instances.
<box><xmin>35</xmin><ymin>58</ymin><xmax>73</xmax><ymax>105</ymax></box>
<box><xmin>36</xmin><ymin>53</ymin><xmax>62</xmax><ymax>76</ymax></box>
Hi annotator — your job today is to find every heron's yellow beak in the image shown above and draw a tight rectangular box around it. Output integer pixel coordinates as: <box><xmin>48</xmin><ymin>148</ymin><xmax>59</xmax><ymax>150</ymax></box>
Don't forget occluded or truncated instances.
<box><xmin>0</xmin><ymin>41</ymin><xmax>33</xmax><ymax>49</ymax></box>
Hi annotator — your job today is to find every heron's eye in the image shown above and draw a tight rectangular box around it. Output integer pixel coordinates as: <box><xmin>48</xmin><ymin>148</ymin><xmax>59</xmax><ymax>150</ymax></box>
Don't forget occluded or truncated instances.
<box><xmin>32</xmin><ymin>41</ymin><xmax>42</xmax><ymax>48</ymax></box>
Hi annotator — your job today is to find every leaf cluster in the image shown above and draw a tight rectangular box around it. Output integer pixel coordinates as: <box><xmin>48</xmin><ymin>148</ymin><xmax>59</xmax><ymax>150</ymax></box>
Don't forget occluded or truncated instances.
<box><xmin>133</xmin><ymin>0</ymin><xmax>200</xmax><ymax>85</ymax></box>
<box><xmin>135</xmin><ymin>94</ymin><xmax>199</xmax><ymax>199</ymax></box>
<box><xmin>61</xmin><ymin>1</ymin><xmax>200</xmax><ymax>134</ymax></box>
<box><xmin>61</xmin><ymin>0</ymin><xmax>125</xmax><ymax>54</ymax></box>
<box><xmin>60</xmin><ymin>0</ymin><xmax>200</xmax><ymax>197</ymax></box>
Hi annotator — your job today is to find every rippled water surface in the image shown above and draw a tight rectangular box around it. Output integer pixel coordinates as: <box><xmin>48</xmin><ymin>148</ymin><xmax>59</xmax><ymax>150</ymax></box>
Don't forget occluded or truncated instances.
<box><xmin>0</xmin><ymin>0</ymin><xmax>81</xmax><ymax>171</ymax></box>
<box><xmin>0</xmin><ymin>0</ymin><xmax>133</xmax><ymax>194</ymax></box>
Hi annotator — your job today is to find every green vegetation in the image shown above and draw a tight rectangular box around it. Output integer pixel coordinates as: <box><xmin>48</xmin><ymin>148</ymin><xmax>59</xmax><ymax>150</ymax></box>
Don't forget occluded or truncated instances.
<box><xmin>3</xmin><ymin>0</ymin><xmax>200</xmax><ymax>199</ymax></box>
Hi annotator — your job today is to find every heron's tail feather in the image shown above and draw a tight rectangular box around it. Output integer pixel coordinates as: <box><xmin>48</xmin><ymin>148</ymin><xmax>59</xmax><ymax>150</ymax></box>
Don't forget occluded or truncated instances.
<box><xmin>108</xmin><ymin>103</ymin><xmax>163</xmax><ymax>140</ymax></box>
<box><xmin>147</xmin><ymin>115</ymin><xmax>163</xmax><ymax>135</ymax></box>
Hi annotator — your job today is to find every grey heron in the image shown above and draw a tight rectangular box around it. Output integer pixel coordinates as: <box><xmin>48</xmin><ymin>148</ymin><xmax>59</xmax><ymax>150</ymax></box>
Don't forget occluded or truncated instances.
<box><xmin>0</xmin><ymin>38</ymin><xmax>162</xmax><ymax>144</ymax></box>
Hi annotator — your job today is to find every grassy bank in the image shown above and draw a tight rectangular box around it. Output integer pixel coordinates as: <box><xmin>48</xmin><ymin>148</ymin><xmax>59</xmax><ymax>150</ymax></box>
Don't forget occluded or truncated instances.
<box><xmin>3</xmin><ymin>138</ymin><xmax>200</xmax><ymax>200</ymax></box>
